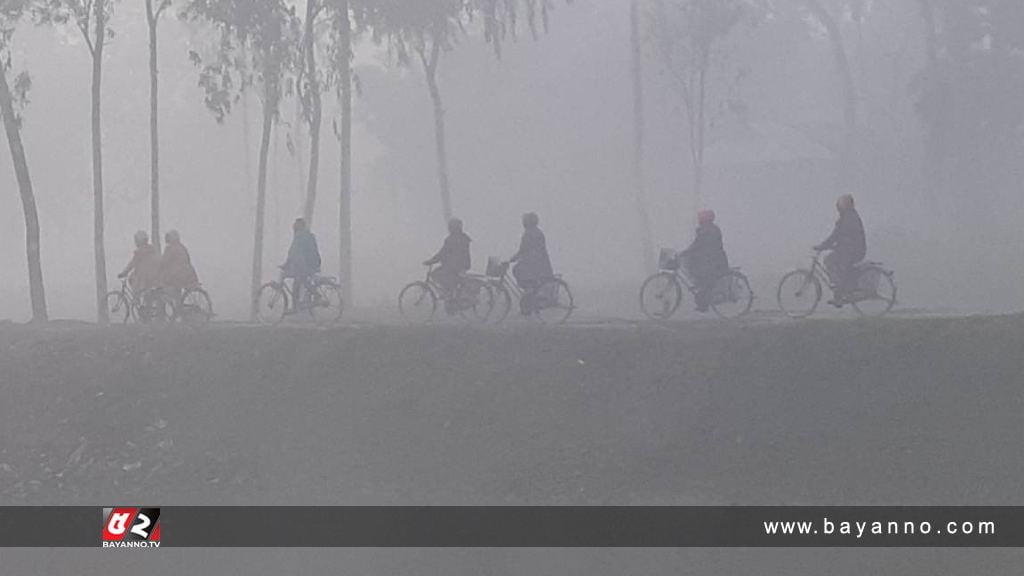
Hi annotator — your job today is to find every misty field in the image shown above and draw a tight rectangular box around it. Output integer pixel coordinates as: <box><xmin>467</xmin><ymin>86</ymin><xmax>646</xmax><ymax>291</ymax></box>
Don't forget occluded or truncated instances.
<box><xmin>2</xmin><ymin>315</ymin><xmax>1022</xmax><ymax>507</ymax></box>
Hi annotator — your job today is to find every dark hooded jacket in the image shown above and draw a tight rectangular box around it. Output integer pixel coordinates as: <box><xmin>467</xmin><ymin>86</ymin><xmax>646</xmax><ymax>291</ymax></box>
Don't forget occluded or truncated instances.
<box><xmin>159</xmin><ymin>241</ymin><xmax>200</xmax><ymax>290</ymax></box>
<box><xmin>122</xmin><ymin>244</ymin><xmax>161</xmax><ymax>291</ymax></box>
<box><xmin>511</xmin><ymin>227</ymin><xmax>554</xmax><ymax>285</ymax></box>
<box><xmin>819</xmin><ymin>208</ymin><xmax>866</xmax><ymax>264</ymax></box>
<box><xmin>683</xmin><ymin>222</ymin><xmax>729</xmax><ymax>283</ymax></box>
<box><xmin>282</xmin><ymin>230</ymin><xmax>322</xmax><ymax>277</ymax></box>
<box><xmin>426</xmin><ymin>231</ymin><xmax>472</xmax><ymax>272</ymax></box>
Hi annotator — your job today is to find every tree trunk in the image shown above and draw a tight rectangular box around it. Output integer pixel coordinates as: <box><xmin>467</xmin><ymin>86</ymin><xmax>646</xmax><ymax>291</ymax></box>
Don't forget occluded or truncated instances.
<box><xmin>337</xmin><ymin>0</ymin><xmax>353</xmax><ymax>304</ymax></box>
<box><xmin>694</xmin><ymin>62</ymin><xmax>707</xmax><ymax>214</ymax></box>
<box><xmin>146</xmin><ymin>1</ymin><xmax>161</xmax><ymax>253</ymax></box>
<box><xmin>917</xmin><ymin>0</ymin><xmax>947</xmax><ymax>188</ymax></box>
<box><xmin>803</xmin><ymin>0</ymin><xmax>858</xmax><ymax>186</ymax></box>
<box><xmin>302</xmin><ymin>0</ymin><xmax>323</xmax><ymax>226</ymax></box>
<box><xmin>250</xmin><ymin>85</ymin><xmax>275</xmax><ymax>321</ymax></box>
<box><xmin>242</xmin><ymin>90</ymin><xmax>253</xmax><ymax>197</ymax></box>
<box><xmin>92</xmin><ymin>0</ymin><xmax>109</xmax><ymax>324</ymax></box>
<box><xmin>630</xmin><ymin>0</ymin><xmax>655</xmax><ymax>274</ymax></box>
<box><xmin>421</xmin><ymin>39</ymin><xmax>453</xmax><ymax>225</ymax></box>
<box><xmin>0</xmin><ymin>66</ymin><xmax>47</xmax><ymax>322</ymax></box>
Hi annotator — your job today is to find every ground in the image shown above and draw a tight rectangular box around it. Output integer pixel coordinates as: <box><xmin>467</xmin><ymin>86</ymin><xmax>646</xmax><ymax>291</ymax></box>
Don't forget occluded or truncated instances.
<box><xmin>1</xmin><ymin>315</ymin><xmax>1023</xmax><ymax>572</ymax></box>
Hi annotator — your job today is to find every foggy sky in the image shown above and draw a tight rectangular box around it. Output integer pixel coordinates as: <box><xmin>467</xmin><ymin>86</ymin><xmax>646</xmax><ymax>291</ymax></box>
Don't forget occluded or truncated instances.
<box><xmin>1</xmin><ymin>0</ymin><xmax>1021</xmax><ymax>321</ymax></box>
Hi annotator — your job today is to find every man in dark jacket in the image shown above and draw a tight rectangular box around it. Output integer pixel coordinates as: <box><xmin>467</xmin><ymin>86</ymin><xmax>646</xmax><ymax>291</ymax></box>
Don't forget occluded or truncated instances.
<box><xmin>814</xmin><ymin>194</ymin><xmax>866</xmax><ymax>306</ymax></box>
<box><xmin>681</xmin><ymin>209</ymin><xmax>729</xmax><ymax>312</ymax></box>
<box><xmin>159</xmin><ymin>230</ymin><xmax>200</xmax><ymax>302</ymax></box>
<box><xmin>425</xmin><ymin>218</ymin><xmax>471</xmax><ymax>298</ymax></box>
<box><xmin>119</xmin><ymin>230</ymin><xmax>161</xmax><ymax>293</ymax></box>
<box><xmin>510</xmin><ymin>212</ymin><xmax>554</xmax><ymax>292</ymax></box>
<box><xmin>281</xmin><ymin>218</ymin><xmax>322</xmax><ymax>307</ymax></box>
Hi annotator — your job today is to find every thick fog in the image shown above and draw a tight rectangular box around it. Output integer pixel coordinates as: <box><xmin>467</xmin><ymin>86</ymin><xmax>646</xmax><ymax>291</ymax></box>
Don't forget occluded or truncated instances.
<box><xmin>1</xmin><ymin>0</ymin><xmax>1022</xmax><ymax>321</ymax></box>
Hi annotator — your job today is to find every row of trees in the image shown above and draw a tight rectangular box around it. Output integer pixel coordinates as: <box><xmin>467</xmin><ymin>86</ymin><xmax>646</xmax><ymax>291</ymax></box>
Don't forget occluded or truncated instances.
<box><xmin>3</xmin><ymin>0</ymin><xmax>1022</xmax><ymax>320</ymax></box>
<box><xmin>1</xmin><ymin>0</ymin><xmax>558</xmax><ymax>322</ymax></box>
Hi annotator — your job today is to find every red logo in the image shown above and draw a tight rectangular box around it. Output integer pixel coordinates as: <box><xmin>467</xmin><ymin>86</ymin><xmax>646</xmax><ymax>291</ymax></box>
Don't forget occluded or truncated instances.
<box><xmin>102</xmin><ymin>508</ymin><xmax>161</xmax><ymax>546</ymax></box>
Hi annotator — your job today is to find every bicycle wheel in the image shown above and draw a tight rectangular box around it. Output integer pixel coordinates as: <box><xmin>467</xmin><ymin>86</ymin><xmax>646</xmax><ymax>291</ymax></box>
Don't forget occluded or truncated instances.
<box><xmin>777</xmin><ymin>269</ymin><xmax>822</xmax><ymax>319</ymax></box>
<box><xmin>535</xmin><ymin>278</ymin><xmax>574</xmax><ymax>324</ymax></box>
<box><xmin>104</xmin><ymin>291</ymin><xmax>131</xmax><ymax>325</ymax></box>
<box><xmin>309</xmin><ymin>280</ymin><xmax>345</xmax><ymax>327</ymax></box>
<box><xmin>851</xmin><ymin>266</ymin><xmax>897</xmax><ymax>317</ymax></box>
<box><xmin>255</xmin><ymin>283</ymin><xmax>288</xmax><ymax>325</ymax></box>
<box><xmin>491</xmin><ymin>282</ymin><xmax>513</xmax><ymax>324</ymax></box>
<box><xmin>398</xmin><ymin>281</ymin><xmax>437</xmax><ymax>324</ymax></box>
<box><xmin>711</xmin><ymin>271</ymin><xmax>754</xmax><ymax>320</ymax></box>
<box><xmin>640</xmin><ymin>272</ymin><xmax>682</xmax><ymax>320</ymax></box>
<box><xmin>180</xmin><ymin>288</ymin><xmax>213</xmax><ymax>328</ymax></box>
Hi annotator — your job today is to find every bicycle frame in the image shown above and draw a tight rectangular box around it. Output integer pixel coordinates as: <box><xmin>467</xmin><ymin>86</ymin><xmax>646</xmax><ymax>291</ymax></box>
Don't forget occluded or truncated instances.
<box><xmin>117</xmin><ymin>278</ymin><xmax>140</xmax><ymax>307</ymax></box>
<box><xmin>493</xmin><ymin>269</ymin><xmax>524</xmax><ymax>300</ymax></box>
<box><xmin>116</xmin><ymin>278</ymin><xmax>160</xmax><ymax>316</ymax></box>
<box><xmin>488</xmin><ymin>264</ymin><xmax>557</xmax><ymax>300</ymax></box>
<box><xmin>422</xmin><ymin>264</ymin><xmax>483</xmax><ymax>303</ymax></box>
<box><xmin>805</xmin><ymin>251</ymin><xmax>843</xmax><ymax>294</ymax></box>
<box><xmin>275</xmin><ymin>273</ymin><xmax>332</xmax><ymax>305</ymax></box>
<box><xmin>422</xmin><ymin>265</ymin><xmax>447</xmax><ymax>300</ymax></box>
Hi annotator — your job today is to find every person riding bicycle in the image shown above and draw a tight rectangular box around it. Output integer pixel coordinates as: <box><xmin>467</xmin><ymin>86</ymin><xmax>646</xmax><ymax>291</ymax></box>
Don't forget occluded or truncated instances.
<box><xmin>813</xmin><ymin>193</ymin><xmax>866</xmax><ymax>307</ymax></box>
<box><xmin>508</xmin><ymin>212</ymin><xmax>554</xmax><ymax>315</ymax></box>
<box><xmin>679</xmin><ymin>209</ymin><xmax>729</xmax><ymax>313</ymax></box>
<box><xmin>281</xmin><ymin>218</ymin><xmax>322</xmax><ymax>308</ymax></box>
<box><xmin>510</xmin><ymin>212</ymin><xmax>554</xmax><ymax>292</ymax></box>
<box><xmin>159</xmin><ymin>230</ymin><xmax>200</xmax><ymax>302</ymax></box>
<box><xmin>118</xmin><ymin>230</ymin><xmax>161</xmax><ymax>293</ymax></box>
<box><xmin>424</xmin><ymin>217</ymin><xmax>471</xmax><ymax>300</ymax></box>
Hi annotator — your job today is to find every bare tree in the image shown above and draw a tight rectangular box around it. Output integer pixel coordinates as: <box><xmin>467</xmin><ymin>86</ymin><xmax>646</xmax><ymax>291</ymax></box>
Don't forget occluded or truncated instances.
<box><xmin>37</xmin><ymin>0</ymin><xmax>117</xmax><ymax>323</ymax></box>
<box><xmin>0</xmin><ymin>0</ymin><xmax>46</xmax><ymax>321</ymax></box>
<box><xmin>185</xmin><ymin>0</ymin><xmax>300</xmax><ymax>320</ymax></box>
<box><xmin>648</xmin><ymin>0</ymin><xmax>747</xmax><ymax>214</ymax></box>
<box><xmin>145</xmin><ymin>0</ymin><xmax>171</xmax><ymax>253</ymax></box>
<box><xmin>356</xmin><ymin>0</ymin><xmax>466</xmax><ymax>225</ymax></box>
<box><xmin>298</xmin><ymin>0</ymin><xmax>328</xmax><ymax>225</ymax></box>
<box><xmin>332</xmin><ymin>0</ymin><xmax>354</xmax><ymax>302</ymax></box>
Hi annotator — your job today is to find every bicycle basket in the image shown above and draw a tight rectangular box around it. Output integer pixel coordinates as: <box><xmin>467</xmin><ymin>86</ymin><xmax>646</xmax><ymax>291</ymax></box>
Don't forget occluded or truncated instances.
<box><xmin>486</xmin><ymin>257</ymin><xmax>507</xmax><ymax>278</ymax></box>
<box><xmin>659</xmin><ymin>248</ymin><xmax>680</xmax><ymax>271</ymax></box>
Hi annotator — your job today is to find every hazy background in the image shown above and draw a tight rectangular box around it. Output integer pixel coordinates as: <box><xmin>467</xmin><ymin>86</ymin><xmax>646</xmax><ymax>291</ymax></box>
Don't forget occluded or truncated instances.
<box><xmin>1</xmin><ymin>0</ymin><xmax>1022</xmax><ymax>321</ymax></box>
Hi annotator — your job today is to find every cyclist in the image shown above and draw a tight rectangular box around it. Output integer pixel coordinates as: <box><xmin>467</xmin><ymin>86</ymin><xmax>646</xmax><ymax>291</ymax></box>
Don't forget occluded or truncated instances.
<box><xmin>509</xmin><ymin>212</ymin><xmax>554</xmax><ymax>314</ymax></box>
<box><xmin>281</xmin><ymin>218</ymin><xmax>322</xmax><ymax>308</ymax></box>
<box><xmin>159</xmin><ymin>230</ymin><xmax>200</xmax><ymax>302</ymax></box>
<box><xmin>679</xmin><ymin>209</ymin><xmax>729</xmax><ymax>313</ymax></box>
<box><xmin>118</xmin><ymin>230</ymin><xmax>161</xmax><ymax>293</ymax></box>
<box><xmin>813</xmin><ymin>193</ymin><xmax>866</xmax><ymax>307</ymax></box>
<box><xmin>424</xmin><ymin>217</ymin><xmax>471</xmax><ymax>300</ymax></box>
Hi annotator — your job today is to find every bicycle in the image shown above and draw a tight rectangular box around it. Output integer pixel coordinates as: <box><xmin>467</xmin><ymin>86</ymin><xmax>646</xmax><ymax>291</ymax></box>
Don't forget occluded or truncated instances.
<box><xmin>776</xmin><ymin>249</ymin><xmax>896</xmax><ymax>318</ymax></box>
<box><xmin>254</xmin><ymin>271</ymin><xmax>345</xmax><ymax>326</ymax></box>
<box><xmin>639</xmin><ymin>248</ymin><xmax>754</xmax><ymax>320</ymax></box>
<box><xmin>104</xmin><ymin>277</ymin><xmax>174</xmax><ymax>325</ymax></box>
<box><xmin>484</xmin><ymin>258</ymin><xmax>575</xmax><ymax>324</ymax></box>
<box><xmin>162</xmin><ymin>285</ymin><xmax>215</xmax><ymax>328</ymax></box>
<box><xmin>397</xmin><ymin>264</ymin><xmax>495</xmax><ymax>324</ymax></box>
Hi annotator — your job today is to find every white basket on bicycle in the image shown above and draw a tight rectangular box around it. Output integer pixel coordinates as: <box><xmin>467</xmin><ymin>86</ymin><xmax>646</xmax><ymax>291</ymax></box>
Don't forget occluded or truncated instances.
<box><xmin>658</xmin><ymin>248</ymin><xmax>680</xmax><ymax>271</ymax></box>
